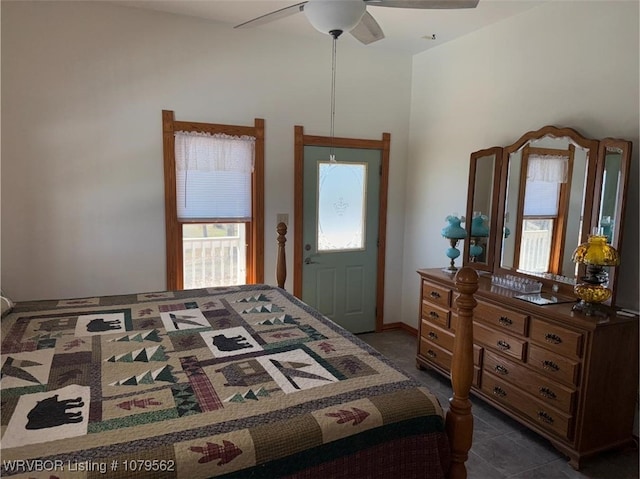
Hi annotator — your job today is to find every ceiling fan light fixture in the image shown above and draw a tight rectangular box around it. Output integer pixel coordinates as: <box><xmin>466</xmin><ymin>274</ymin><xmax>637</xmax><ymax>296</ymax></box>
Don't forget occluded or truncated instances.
<box><xmin>304</xmin><ymin>0</ymin><xmax>367</xmax><ymax>37</ymax></box>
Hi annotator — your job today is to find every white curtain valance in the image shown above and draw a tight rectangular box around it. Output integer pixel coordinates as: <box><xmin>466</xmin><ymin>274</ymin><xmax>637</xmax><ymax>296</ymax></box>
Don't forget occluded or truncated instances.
<box><xmin>175</xmin><ymin>131</ymin><xmax>255</xmax><ymax>173</ymax></box>
<box><xmin>527</xmin><ymin>155</ymin><xmax>569</xmax><ymax>183</ymax></box>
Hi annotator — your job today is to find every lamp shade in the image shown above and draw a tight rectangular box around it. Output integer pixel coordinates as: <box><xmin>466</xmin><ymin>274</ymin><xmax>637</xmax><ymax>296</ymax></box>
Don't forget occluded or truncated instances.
<box><xmin>441</xmin><ymin>215</ymin><xmax>467</xmax><ymax>240</ymax></box>
<box><xmin>304</xmin><ymin>0</ymin><xmax>366</xmax><ymax>36</ymax></box>
<box><xmin>572</xmin><ymin>235</ymin><xmax>620</xmax><ymax>266</ymax></box>
<box><xmin>470</xmin><ymin>215</ymin><xmax>489</xmax><ymax>237</ymax></box>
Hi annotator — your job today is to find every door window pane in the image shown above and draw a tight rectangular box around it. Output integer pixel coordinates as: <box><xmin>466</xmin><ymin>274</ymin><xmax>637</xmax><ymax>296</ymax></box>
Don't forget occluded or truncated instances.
<box><xmin>317</xmin><ymin>162</ymin><xmax>367</xmax><ymax>251</ymax></box>
<box><xmin>182</xmin><ymin>223</ymin><xmax>246</xmax><ymax>288</ymax></box>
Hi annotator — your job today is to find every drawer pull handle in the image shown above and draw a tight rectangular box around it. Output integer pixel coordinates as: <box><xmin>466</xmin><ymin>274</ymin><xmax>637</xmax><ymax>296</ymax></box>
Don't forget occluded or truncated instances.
<box><xmin>499</xmin><ymin>316</ymin><xmax>513</xmax><ymax>326</ymax></box>
<box><xmin>539</xmin><ymin>387</ymin><xmax>557</xmax><ymax>399</ymax></box>
<box><xmin>428</xmin><ymin>331</ymin><xmax>438</xmax><ymax>340</ymax></box>
<box><xmin>542</xmin><ymin>360</ymin><xmax>560</xmax><ymax>372</ymax></box>
<box><xmin>429</xmin><ymin>311</ymin><xmax>440</xmax><ymax>319</ymax></box>
<box><xmin>492</xmin><ymin>386</ymin><xmax>507</xmax><ymax>397</ymax></box>
<box><xmin>544</xmin><ymin>333</ymin><xmax>563</xmax><ymax>345</ymax></box>
<box><xmin>537</xmin><ymin>411</ymin><xmax>554</xmax><ymax>424</ymax></box>
<box><xmin>494</xmin><ymin>365</ymin><xmax>509</xmax><ymax>375</ymax></box>
<box><xmin>427</xmin><ymin>349</ymin><xmax>437</xmax><ymax>358</ymax></box>
<box><xmin>430</xmin><ymin>291</ymin><xmax>441</xmax><ymax>299</ymax></box>
<box><xmin>497</xmin><ymin>340</ymin><xmax>511</xmax><ymax>351</ymax></box>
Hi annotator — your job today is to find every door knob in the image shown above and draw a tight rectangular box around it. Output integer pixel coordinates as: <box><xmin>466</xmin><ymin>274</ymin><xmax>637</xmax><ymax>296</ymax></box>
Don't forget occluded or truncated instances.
<box><xmin>304</xmin><ymin>257</ymin><xmax>318</xmax><ymax>265</ymax></box>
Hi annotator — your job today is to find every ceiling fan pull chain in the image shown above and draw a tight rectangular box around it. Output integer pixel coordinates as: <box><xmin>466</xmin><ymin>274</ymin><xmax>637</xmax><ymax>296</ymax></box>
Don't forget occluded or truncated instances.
<box><xmin>329</xmin><ymin>34</ymin><xmax>337</xmax><ymax>163</ymax></box>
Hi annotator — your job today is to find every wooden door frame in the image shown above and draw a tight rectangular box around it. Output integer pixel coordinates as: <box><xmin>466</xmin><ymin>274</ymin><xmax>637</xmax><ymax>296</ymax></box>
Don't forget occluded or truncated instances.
<box><xmin>294</xmin><ymin>125</ymin><xmax>390</xmax><ymax>332</ymax></box>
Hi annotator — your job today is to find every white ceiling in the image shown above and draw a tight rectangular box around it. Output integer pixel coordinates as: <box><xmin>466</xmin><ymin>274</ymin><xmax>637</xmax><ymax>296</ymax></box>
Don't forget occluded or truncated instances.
<box><xmin>116</xmin><ymin>0</ymin><xmax>546</xmax><ymax>54</ymax></box>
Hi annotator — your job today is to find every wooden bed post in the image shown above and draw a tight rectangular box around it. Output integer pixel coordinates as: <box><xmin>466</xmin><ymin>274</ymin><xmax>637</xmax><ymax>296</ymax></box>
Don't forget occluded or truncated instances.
<box><xmin>276</xmin><ymin>222</ymin><xmax>287</xmax><ymax>289</ymax></box>
<box><xmin>446</xmin><ymin>267</ymin><xmax>478</xmax><ymax>479</ymax></box>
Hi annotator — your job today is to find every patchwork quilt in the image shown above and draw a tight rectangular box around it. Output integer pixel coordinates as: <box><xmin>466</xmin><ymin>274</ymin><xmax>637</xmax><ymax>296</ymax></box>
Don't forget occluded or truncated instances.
<box><xmin>1</xmin><ymin>285</ymin><xmax>448</xmax><ymax>478</ymax></box>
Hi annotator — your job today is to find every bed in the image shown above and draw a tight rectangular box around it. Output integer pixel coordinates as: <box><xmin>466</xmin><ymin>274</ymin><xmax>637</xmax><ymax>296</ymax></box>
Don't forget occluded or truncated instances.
<box><xmin>0</xmin><ymin>225</ymin><xmax>477</xmax><ymax>479</ymax></box>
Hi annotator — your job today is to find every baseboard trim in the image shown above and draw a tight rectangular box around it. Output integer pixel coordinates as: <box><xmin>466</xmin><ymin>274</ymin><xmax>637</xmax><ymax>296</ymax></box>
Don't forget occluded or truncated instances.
<box><xmin>381</xmin><ymin>322</ymin><xmax>418</xmax><ymax>336</ymax></box>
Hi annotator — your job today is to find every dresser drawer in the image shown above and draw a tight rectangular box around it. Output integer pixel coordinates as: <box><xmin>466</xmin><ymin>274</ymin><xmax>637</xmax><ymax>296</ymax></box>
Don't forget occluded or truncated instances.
<box><xmin>530</xmin><ymin>318</ymin><xmax>583</xmax><ymax>358</ymax></box>
<box><xmin>421</xmin><ymin>302</ymin><xmax>450</xmax><ymax>328</ymax></box>
<box><xmin>483</xmin><ymin>350</ymin><xmax>575</xmax><ymax>414</ymax></box>
<box><xmin>420</xmin><ymin>338</ymin><xmax>481</xmax><ymax>387</ymax></box>
<box><xmin>474</xmin><ymin>321</ymin><xmax>527</xmax><ymax>362</ymax></box>
<box><xmin>481</xmin><ymin>373</ymin><xmax>573</xmax><ymax>440</ymax></box>
<box><xmin>472</xmin><ymin>366</ymin><xmax>482</xmax><ymax>388</ymax></box>
<box><xmin>421</xmin><ymin>320</ymin><xmax>454</xmax><ymax>351</ymax></box>
<box><xmin>428</xmin><ymin>317</ymin><xmax>483</xmax><ymax>366</ymax></box>
<box><xmin>472</xmin><ymin>344</ymin><xmax>483</xmax><ymax>367</ymax></box>
<box><xmin>422</xmin><ymin>281</ymin><xmax>452</xmax><ymax>308</ymax></box>
<box><xmin>419</xmin><ymin>338</ymin><xmax>452</xmax><ymax>371</ymax></box>
<box><xmin>475</xmin><ymin>301</ymin><xmax>528</xmax><ymax>336</ymax></box>
<box><xmin>528</xmin><ymin>344</ymin><xmax>580</xmax><ymax>387</ymax></box>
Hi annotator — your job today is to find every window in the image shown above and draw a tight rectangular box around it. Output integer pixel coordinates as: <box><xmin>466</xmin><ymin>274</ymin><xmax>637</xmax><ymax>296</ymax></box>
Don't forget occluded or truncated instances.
<box><xmin>515</xmin><ymin>145</ymin><xmax>573</xmax><ymax>275</ymax></box>
<box><xmin>162</xmin><ymin>111</ymin><xmax>264</xmax><ymax>290</ymax></box>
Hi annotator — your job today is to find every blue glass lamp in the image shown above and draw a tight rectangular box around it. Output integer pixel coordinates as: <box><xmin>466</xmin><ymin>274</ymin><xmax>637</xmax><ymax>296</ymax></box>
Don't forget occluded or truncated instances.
<box><xmin>441</xmin><ymin>215</ymin><xmax>467</xmax><ymax>272</ymax></box>
<box><xmin>469</xmin><ymin>213</ymin><xmax>489</xmax><ymax>262</ymax></box>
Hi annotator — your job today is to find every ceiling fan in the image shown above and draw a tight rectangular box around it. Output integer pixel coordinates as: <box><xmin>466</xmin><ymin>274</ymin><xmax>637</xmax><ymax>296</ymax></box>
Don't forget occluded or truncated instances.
<box><xmin>235</xmin><ymin>0</ymin><xmax>480</xmax><ymax>44</ymax></box>
<box><xmin>236</xmin><ymin>1</ymin><xmax>479</xmax><ymax>161</ymax></box>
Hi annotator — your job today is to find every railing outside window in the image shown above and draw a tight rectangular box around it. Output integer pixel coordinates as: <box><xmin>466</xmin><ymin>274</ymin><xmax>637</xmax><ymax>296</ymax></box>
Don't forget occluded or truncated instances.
<box><xmin>183</xmin><ymin>235</ymin><xmax>246</xmax><ymax>289</ymax></box>
<box><xmin>519</xmin><ymin>228</ymin><xmax>552</xmax><ymax>273</ymax></box>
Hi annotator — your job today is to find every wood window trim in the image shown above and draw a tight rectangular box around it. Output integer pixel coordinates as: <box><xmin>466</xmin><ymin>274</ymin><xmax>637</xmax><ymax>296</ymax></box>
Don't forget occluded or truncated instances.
<box><xmin>293</xmin><ymin>126</ymin><xmax>390</xmax><ymax>332</ymax></box>
<box><xmin>162</xmin><ymin>110</ymin><xmax>264</xmax><ymax>289</ymax></box>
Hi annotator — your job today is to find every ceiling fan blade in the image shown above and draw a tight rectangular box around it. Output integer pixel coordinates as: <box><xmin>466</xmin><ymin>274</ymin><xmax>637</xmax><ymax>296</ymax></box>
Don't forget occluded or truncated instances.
<box><xmin>365</xmin><ymin>0</ymin><xmax>479</xmax><ymax>9</ymax></box>
<box><xmin>234</xmin><ymin>2</ymin><xmax>307</xmax><ymax>29</ymax></box>
<box><xmin>350</xmin><ymin>11</ymin><xmax>385</xmax><ymax>45</ymax></box>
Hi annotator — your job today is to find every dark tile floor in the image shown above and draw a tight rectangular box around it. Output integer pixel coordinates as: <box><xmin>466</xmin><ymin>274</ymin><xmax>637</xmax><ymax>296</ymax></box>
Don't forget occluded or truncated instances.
<box><xmin>358</xmin><ymin>329</ymin><xmax>639</xmax><ymax>479</ymax></box>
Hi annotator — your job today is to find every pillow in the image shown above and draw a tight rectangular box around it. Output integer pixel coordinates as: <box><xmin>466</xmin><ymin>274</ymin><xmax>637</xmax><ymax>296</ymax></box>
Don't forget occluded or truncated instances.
<box><xmin>1</xmin><ymin>295</ymin><xmax>14</xmax><ymax>317</ymax></box>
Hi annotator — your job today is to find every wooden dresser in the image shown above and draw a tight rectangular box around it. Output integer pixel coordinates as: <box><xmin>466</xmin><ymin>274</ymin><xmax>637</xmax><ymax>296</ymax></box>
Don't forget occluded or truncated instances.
<box><xmin>416</xmin><ymin>268</ymin><xmax>639</xmax><ymax>469</ymax></box>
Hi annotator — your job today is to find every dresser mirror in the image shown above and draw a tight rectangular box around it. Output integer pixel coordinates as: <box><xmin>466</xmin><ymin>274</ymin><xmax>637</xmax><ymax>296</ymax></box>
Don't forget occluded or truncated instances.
<box><xmin>498</xmin><ymin>127</ymin><xmax>599</xmax><ymax>285</ymax></box>
<box><xmin>465</xmin><ymin>125</ymin><xmax>631</xmax><ymax>302</ymax></box>
<box><xmin>463</xmin><ymin>147</ymin><xmax>502</xmax><ymax>272</ymax></box>
<box><xmin>591</xmin><ymin>138</ymin><xmax>632</xmax><ymax>303</ymax></box>
<box><xmin>593</xmin><ymin>139</ymin><xmax>632</xmax><ymax>249</ymax></box>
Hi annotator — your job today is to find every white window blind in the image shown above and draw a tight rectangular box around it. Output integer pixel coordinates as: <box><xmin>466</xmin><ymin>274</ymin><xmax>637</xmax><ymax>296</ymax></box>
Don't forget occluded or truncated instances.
<box><xmin>523</xmin><ymin>156</ymin><xmax>567</xmax><ymax>217</ymax></box>
<box><xmin>175</xmin><ymin>132</ymin><xmax>255</xmax><ymax>221</ymax></box>
<box><xmin>523</xmin><ymin>180</ymin><xmax>560</xmax><ymax>216</ymax></box>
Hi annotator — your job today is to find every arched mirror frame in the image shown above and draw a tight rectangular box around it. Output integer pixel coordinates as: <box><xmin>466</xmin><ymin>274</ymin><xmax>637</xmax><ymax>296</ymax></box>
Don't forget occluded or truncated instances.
<box><xmin>592</xmin><ymin>138</ymin><xmax>632</xmax><ymax>305</ymax></box>
<box><xmin>493</xmin><ymin>126</ymin><xmax>601</xmax><ymax>298</ymax></box>
<box><xmin>463</xmin><ymin>147</ymin><xmax>502</xmax><ymax>272</ymax></box>
<box><xmin>464</xmin><ymin>126</ymin><xmax>632</xmax><ymax>303</ymax></box>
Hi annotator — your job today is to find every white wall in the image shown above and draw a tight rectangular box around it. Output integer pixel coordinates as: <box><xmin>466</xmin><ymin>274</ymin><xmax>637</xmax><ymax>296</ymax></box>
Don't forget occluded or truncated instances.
<box><xmin>402</xmin><ymin>0</ymin><xmax>639</xmax><ymax>325</ymax></box>
<box><xmin>1</xmin><ymin>1</ymin><xmax>412</xmax><ymax>324</ymax></box>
